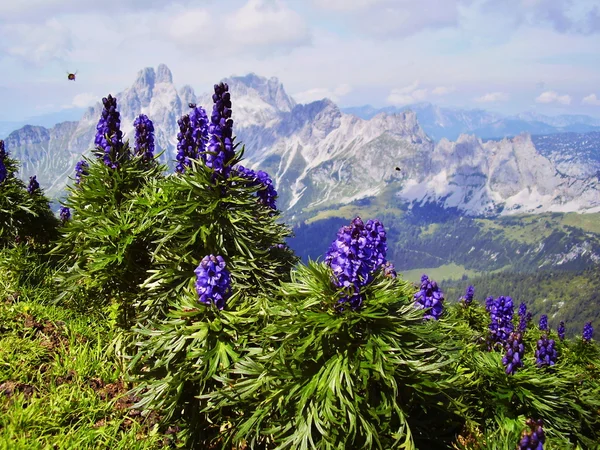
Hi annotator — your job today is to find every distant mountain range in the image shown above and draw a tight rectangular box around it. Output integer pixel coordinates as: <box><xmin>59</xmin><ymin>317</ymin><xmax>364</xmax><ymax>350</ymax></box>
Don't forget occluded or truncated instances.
<box><xmin>0</xmin><ymin>108</ymin><xmax>86</xmax><ymax>140</ymax></box>
<box><xmin>2</xmin><ymin>64</ymin><xmax>600</xmax><ymax>218</ymax></box>
<box><xmin>341</xmin><ymin>104</ymin><xmax>600</xmax><ymax>141</ymax></box>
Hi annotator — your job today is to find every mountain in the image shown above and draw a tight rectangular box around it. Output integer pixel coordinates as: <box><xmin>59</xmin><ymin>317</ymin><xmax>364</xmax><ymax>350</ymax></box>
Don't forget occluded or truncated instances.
<box><xmin>341</xmin><ymin>103</ymin><xmax>600</xmax><ymax>141</ymax></box>
<box><xmin>3</xmin><ymin>64</ymin><xmax>600</xmax><ymax>218</ymax></box>
<box><xmin>0</xmin><ymin>108</ymin><xmax>87</xmax><ymax>139</ymax></box>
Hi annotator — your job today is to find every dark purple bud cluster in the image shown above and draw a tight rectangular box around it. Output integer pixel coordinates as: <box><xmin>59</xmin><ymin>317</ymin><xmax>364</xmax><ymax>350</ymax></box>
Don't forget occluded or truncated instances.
<box><xmin>557</xmin><ymin>321</ymin><xmax>565</xmax><ymax>341</ymax></box>
<box><xmin>74</xmin><ymin>160</ymin><xmax>89</xmax><ymax>185</ymax></box>
<box><xmin>486</xmin><ymin>295</ymin><xmax>514</xmax><ymax>348</ymax></box>
<box><xmin>27</xmin><ymin>176</ymin><xmax>40</xmax><ymax>194</ymax></box>
<box><xmin>517</xmin><ymin>302</ymin><xmax>530</xmax><ymax>333</ymax></box>
<box><xmin>205</xmin><ymin>83</ymin><xmax>235</xmax><ymax>177</ymax></box>
<box><xmin>324</xmin><ymin>217</ymin><xmax>390</xmax><ymax>310</ymax></box>
<box><xmin>535</xmin><ymin>334</ymin><xmax>557</xmax><ymax>367</ymax></box>
<box><xmin>518</xmin><ymin>418</ymin><xmax>545</xmax><ymax>450</ymax></box>
<box><xmin>59</xmin><ymin>206</ymin><xmax>71</xmax><ymax>223</ymax></box>
<box><xmin>583</xmin><ymin>321</ymin><xmax>594</xmax><ymax>342</ymax></box>
<box><xmin>133</xmin><ymin>114</ymin><xmax>155</xmax><ymax>161</ymax></box>
<box><xmin>194</xmin><ymin>254</ymin><xmax>232</xmax><ymax>310</ymax></box>
<box><xmin>0</xmin><ymin>140</ymin><xmax>7</xmax><ymax>183</ymax></box>
<box><xmin>234</xmin><ymin>165</ymin><xmax>278</xmax><ymax>210</ymax></box>
<box><xmin>539</xmin><ymin>314</ymin><xmax>548</xmax><ymax>331</ymax></box>
<box><xmin>176</xmin><ymin>115</ymin><xmax>195</xmax><ymax>173</ymax></box>
<box><xmin>461</xmin><ymin>285</ymin><xmax>475</xmax><ymax>305</ymax></box>
<box><xmin>414</xmin><ymin>274</ymin><xmax>445</xmax><ymax>320</ymax></box>
<box><xmin>94</xmin><ymin>95</ymin><xmax>124</xmax><ymax>169</ymax></box>
<box><xmin>502</xmin><ymin>331</ymin><xmax>525</xmax><ymax>375</ymax></box>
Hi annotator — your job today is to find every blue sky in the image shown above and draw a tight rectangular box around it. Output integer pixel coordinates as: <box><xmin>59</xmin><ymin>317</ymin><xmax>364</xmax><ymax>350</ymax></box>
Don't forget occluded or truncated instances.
<box><xmin>1</xmin><ymin>0</ymin><xmax>600</xmax><ymax>122</ymax></box>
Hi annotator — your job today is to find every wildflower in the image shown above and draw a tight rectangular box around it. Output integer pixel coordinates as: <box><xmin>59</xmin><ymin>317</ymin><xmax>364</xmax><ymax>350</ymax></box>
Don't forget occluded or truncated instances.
<box><xmin>414</xmin><ymin>274</ymin><xmax>445</xmax><ymax>320</ymax></box>
<box><xmin>133</xmin><ymin>114</ymin><xmax>155</xmax><ymax>161</ymax></box>
<box><xmin>518</xmin><ymin>302</ymin><xmax>527</xmax><ymax>317</ymax></box>
<box><xmin>59</xmin><ymin>207</ymin><xmax>71</xmax><ymax>223</ymax></box>
<box><xmin>535</xmin><ymin>335</ymin><xmax>557</xmax><ymax>367</ymax></box>
<box><xmin>94</xmin><ymin>94</ymin><xmax>124</xmax><ymax>169</ymax></box>
<box><xmin>0</xmin><ymin>160</ymin><xmax>6</xmax><ymax>184</ymax></box>
<box><xmin>27</xmin><ymin>176</ymin><xmax>40</xmax><ymax>194</ymax></box>
<box><xmin>486</xmin><ymin>296</ymin><xmax>514</xmax><ymax>348</ymax></box>
<box><xmin>74</xmin><ymin>160</ymin><xmax>89</xmax><ymax>185</ymax></box>
<box><xmin>205</xmin><ymin>82</ymin><xmax>235</xmax><ymax>177</ymax></box>
<box><xmin>381</xmin><ymin>261</ymin><xmax>397</xmax><ymax>278</ymax></box>
<box><xmin>518</xmin><ymin>418</ymin><xmax>545</xmax><ymax>450</ymax></box>
<box><xmin>234</xmin><ymin>165</ymin><xmax>278</xmax><ymax>209</ymax></box>
<box><xmin>194</xmin><ymin>255</ymin><xmax>232</xmax><ymax>310</ymax></box>
<box><xmin>583</xmin><ymin>322</ymin><xmax>594</xmax><ymax>342</ymax></box>
<box><xmin>461</xmin><ymin>285</ymin><xmax>475</xmax><ymax>305</ymax></box>
<box><xmin>517</xmin><ymin>303</ymin><xmax>530</xmax><ymax>333</ymax></box>
<box><xmin>0</xmin><ymin>139</ymin><xmax>6</xmax><ymax>160</ymax></box>
<box><xmin>557</xmin><ymin>321</ymin><xmax>565</xmax><ymax>341</ymax></box>
<box><xmin>539</xmin><ymin>314</ymin><xmax>548</xmax><ymax>331</ymax></box>
<box><xmin>502</xmin><ymin>331</ymin><xmax>525</xmax><ymax>375</ymax></box>
<box><xmin>176</xmin><ymin>115</ymin><xmax>195</xmax><ymax>173</ymax></box>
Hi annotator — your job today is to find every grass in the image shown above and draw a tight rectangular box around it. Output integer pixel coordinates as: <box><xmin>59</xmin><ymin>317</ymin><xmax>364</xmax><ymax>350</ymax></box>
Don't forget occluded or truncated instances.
<box><xmin>401</xmin><ymin>263</ymin><xmax>511</xmax><ymax>284</ymax></box>
<box><xmin>0</xmin><ymin>298</ymin><xmax>182</xmax><ymax>449</ymax></box>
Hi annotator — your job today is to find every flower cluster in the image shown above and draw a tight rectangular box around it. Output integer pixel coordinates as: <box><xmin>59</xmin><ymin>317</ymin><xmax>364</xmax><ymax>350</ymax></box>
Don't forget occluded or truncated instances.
<box><xmin>176</xmin><ymin>115</ymin><xmax>195</xmax><ymax>173</ymax></box>
<box><xmin>205</xmin><ymin>82</ymin><xmax>235</xmax><ymax>177</ymax></box>
<box><xmin>557</xmin><ymin>321</ymin><xmax>565</xmax><ymax>341</ymax></box>
<box><xmin>414</xmin><ymin>274</ymin><xmax>445</xmax><ymax>320</ymax></box>
<box><xmin>133</xmin><ymin>114</ymin><xmax>155</xmax><ymax>161</ymax></box>
<box><xmin>194</xmin><ymin>255</ymin><xmax>232</xmax><ymax>310</ymax></box>
<box><xmin>535</xmin><ymin>335</ymin><xmax>558</xmax><ymax>367</ymax></box>
<box><xmin>517</xmin><ymin>302</ymin><xmax>530</xmax><ymax>333</ymax></box>
<box><xmin>0</xmin><ymin>140</ymin><xmax>7</xmax><ymax>183</ymax></box>
<box><xmin>59</xmin><ymin>206</ymin><xmax>71</xmax><ymax>223</ymax></box>
<box><xmin>381</xmin><ymin>261</ymin><xmax>397</xmax><ymax>278</ymax></box>
<box><xmin>461</xmin><ymin>285</ymin><xmax>475</xmax><ymax>306</ymax></box>
<box><xmin>94</xmin><ymin>95</ymin><xmax>124</xmax><ymax>169</ymax></box>
<box><xmin>234</xmin><ymin>165</ymin><xmax>278</xmax><ymax>210</ymax></box>
<box><xmin>583</xmin><ymin>322</ymin><xmax>594</xmax><ymax>342</ymax></box>
<box><xmin>325</xmin><ymin>217</ymin><xmax>390</xmax><ymax>310</ymax></box>
<box><xmin>27</xmin><ymin>176</ymin><xmax>40</xmax><ymax>194</ymax></box>
<box><xmin>486</xmin><ymin>295</ymin><xmax>514</xmax><ymax>348</ymax></box>
<box><xmin>539</xmin><ymin>314</ymin><xmax>548</xmax><ymax>331</ymax></box>
<box><xmin>502</xmin><ymin>331</ymin><xmax>525</xmax><ymax>375</ymax></box>
<box><xmin>74</xmin><ymin>160</ymin><xmax>89</xmax><ymax>185</ymax></box>
<box><xmin>518</xmin><ymin>419</ymin><xmax>545</xmax><ymax>450</ymax></box>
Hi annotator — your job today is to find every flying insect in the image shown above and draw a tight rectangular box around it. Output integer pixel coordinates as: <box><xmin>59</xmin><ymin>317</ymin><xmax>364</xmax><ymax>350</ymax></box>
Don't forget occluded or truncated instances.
<box><xmin>67</xmin><ymin>71</ymin><xmax>78</xmax><ymax>81</ymax></box>
<box><xmin>395</xmin><ymin>167</ymin><xmax>401</xmax><ymax>171</ymax></box>
<box><xmin>188</xmin><ymin>103</ymin><xmax>197</xmax><ymax>108</ymax></box>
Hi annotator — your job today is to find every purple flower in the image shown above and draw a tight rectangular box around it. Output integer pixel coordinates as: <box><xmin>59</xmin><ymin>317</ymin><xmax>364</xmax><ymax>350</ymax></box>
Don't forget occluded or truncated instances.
<box><xmin>518</xmin><ymin>419</ymin><xmax>545</xmax><ymax>450</ymax></box>
<box><xmin>535</xmin><ymin>334</ymin><xmax>557</xmax><ymax>367</ymax></box>
<box><xmin>27</xmin><ymin>176</ymin><xmax>40</xmax><ymax>194</ymax></box>
<box><xmin>59</xmin><ymin>206</ymin><xmax>71</xmax><ymax>222</ymax></box>
<box><xmin>74</xmin><ymin>160</ymin><xmax>89</xmax><ymax>185</ymax></box>
<box><xmin>583</xmin><ymin>322</ymin><xmax>594</xmax><ymax>342</ymax></box>
<box><xmin>557</xmin><ymin>321</ymin><xmax>565</xmax><ymax>341</ymax></box>
<box><xmin>194</xmin><ymin>255</ymin><xmax>232</xmax><ymax>310</ymax></box>
<box><xmin>204</xmin><ymin>82</ymin><xmax>235</xmax><ymax>178</ymax></box>
<box><xmin>133</xmin><ymin>114</ymin><xmax>155</xmax><ymax>161</ymax></box>
<box><xmin>325</xmin><ymin>216</ymin><xmax>390</xmax><ymax>310</ymax></box>
<box><xmin>381</xmin><ymin>261</ymin><xmax>397</xmax><ymax>278</ymax></box>
<box><xmin>413</xmin><ymin>274</ymin><xmax>445</xmax><ymax>321</ymax></box>
<box><xmin>486</xmin><ymin>296</ymin><xmax>514</xmax><ymax>349</ymax></box>
<box><xmin>502</xmin><ymin>331</ymin><xmax>525</xmax><ymax>375</ymax></box>
<box><xmin>94</xmin><ymin>95</ymin><xmax>124</xmax><ymax>169</ymax></box>
<box><xmin>0</xmin><ymin>139</ymin><xmax>6</xmax><ymax>161</ymax></box>
<box><xmin>0</xmin><ymin>160</ymin><xmax>6</xmax><ymax>184</ymax></box>
<box><xmin>461</xmin><ymin>285</ymin><xmax>475</xmax><ymax>305</ymax></box>
<box><xmin>234</xmin><ymin>165</ymin><xmax>278</xmax><ymax>210</ymax></box>
<box><xmin>518</xmin><ymin>302</ymin><xmax>527</xmax><ymax>317</ymax></box>
<box><xmin>539</xmin><ymin>314</ymin><xmax>548</xmax><ymax>331</ymax></box>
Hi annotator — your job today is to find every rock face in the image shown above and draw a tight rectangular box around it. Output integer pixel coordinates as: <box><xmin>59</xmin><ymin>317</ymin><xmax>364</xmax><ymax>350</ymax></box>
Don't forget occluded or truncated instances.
<box><xmin>3</xmin><ymin>64</ymin><xmax>600</xmax><ymax>215</ymax></box>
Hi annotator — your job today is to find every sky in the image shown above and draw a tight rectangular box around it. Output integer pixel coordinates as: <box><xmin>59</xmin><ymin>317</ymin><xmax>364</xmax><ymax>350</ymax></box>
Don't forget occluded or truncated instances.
<box><xmin>1</xmin><ymin>0</ymin><xmax>600</xmax><ymax>122</ymax></box>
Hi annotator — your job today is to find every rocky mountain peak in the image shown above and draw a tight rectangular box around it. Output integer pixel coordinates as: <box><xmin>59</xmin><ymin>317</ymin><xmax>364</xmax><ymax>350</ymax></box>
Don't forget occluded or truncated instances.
<box><xmin>224</xmin><ymin>73</ymin><xmax>296</xmax><ymax>113</ymax></box>
<box><xmin>156</xmin><ymin>63</ymin><xmax>173</xmax><ymax>84</ymax></box>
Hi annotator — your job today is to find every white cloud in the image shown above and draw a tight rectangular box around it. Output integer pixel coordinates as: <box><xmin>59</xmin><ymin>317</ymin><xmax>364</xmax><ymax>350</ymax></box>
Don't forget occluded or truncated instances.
<box><xmin>386</xmin><ymin>81</ymin><xmax>428</xmax><ymax>105</ymax></box>
<box><xmin>582</xmin><ymin>93</ymin><xmax>600</xmax><ymax>105</ymax></box>
<box><xmin>69</xmin><ymin>92</ymin><xmax>98</xmax><ymax>108</ymax></box>
<box><xmin>311</xmin><ymin>0</ymin><xmax>391</xmax><ymax>11</ymax></box>
<box><xmin>166</xmin><ymin>9</ymin><xmax>212</xmax><ymax>42</ymax></box>
<box><xmin>475</xmin><ymin>91</ymin><xmax>509</xmax><ymax>102</ymax></box>
<box><xmin>432</xmin><ymin>86</ymin><xmax>456</xmax><ymax>95</ymax></box>
<box><xmin>535</xmin><ymin>90</ymin><xmax>572</xmax><ymax>104</ymax></box>
<box><xmin>292</xmin><ymin>83</ymin><xmax>353</xmax><ymax>104</ymax></box>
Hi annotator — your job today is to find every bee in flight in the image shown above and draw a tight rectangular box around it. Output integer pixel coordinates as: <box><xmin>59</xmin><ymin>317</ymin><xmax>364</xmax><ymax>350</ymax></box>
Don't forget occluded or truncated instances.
<box><xmin>395</xmin><ymin>167</ymin><xmax>401</xmax><ymax>171</ymax></box>
<box><xmin>67</xmin><ymin>71</ymin><xmax>78</xmax><ymax>81</ymax></box>
<box><xmin>188</xmin><ymin>103</ymin><xmax>197</xmax><ymax>108</ymax></box>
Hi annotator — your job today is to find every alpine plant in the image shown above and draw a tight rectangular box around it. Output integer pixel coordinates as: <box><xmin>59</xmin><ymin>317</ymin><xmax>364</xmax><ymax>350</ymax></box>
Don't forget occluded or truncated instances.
<box><xmin>461</xmin><ymin>285</ymin><xmax>475</xmax><ymax>306</ymax></box>
<box><xmin>0</xmin><ymin>140</ymin><xmax>6</xmax><ymax>183</ymax></box>
<box><xmin>194</xmin><ymin>255</ymin><xmax>232</xmax><ymax>310</ymax></box>
<box><xmin>557</xmin><ymin>321</ymin><xmax>565</xmax><ymax>341</ymax></box>
<box><xmin>94</xmin><ymin>94</ymin><xmax>124</xmax><ymax>169</ymax></box>
<box><xmin>234</xmin><ymin>165</ymin><xmax>278</xmax><ymax>210</ymax></box>
<box><xmin>518</xmin><ymin>302</ymin><xmax>529</xmax><ymax>333</ymax></box>
<box><xmin>74</xmin><ymin>160</ymin><xmax>89</xmax><ymax>185</ymax></box>
<box><xmin>539</xmin><ymin>314</ymin><xmax>548</xmax><ymax>331</ymax></box>
<box><xmin>27</xmin><ymin>176</ymin><xmax>40</xmax><ymax>194</ymax></box>
<box><xmin>583</xmin><ymin>321</ymin><xmax>594</xmax><ymax>342</ymax></box>
<box><xmin>59</xmin><ymin>207</ymin><xmax>71</xmax><ymax>223</ymax></box>
<box><xmin>518</xmin><ymin>418</ymin><xmax>545</xmax><ymax>450</ymax></box>
<box><xmin>502</xmin><ymin>331</ymin><xmax>525</xmax><ymax>375</ymax></box>
<box><xmin>133</xmin><ymin>114</ymin><xmax>155</xmax><ymax>161</ymax></box>
<box><xmin>324</xmin><ymin>217</ymin><xmax>390</xmax><ymax>310</ymax></box>
<box><xmin>414</xmin><ymin>274</ymin><xmax>445</xmax><ymax>320</ymax></box>
<box><xmin>486</xmin><ymin>295</ymin><xmax>514</xmax><ymax>349</ymax></box>
<box><xmin>205</xmin><ymin>82</ymin><xmax>235</xmax><ymax>177</ymax></box>
<box><xmin>535</xmin><ymin>335</ymin><xmax>558</xmax><ymax>367</ymax></box>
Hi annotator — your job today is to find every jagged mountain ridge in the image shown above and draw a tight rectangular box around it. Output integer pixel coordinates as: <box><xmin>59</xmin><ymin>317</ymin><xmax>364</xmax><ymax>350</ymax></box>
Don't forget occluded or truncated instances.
<box><xmin>3</xmin><ymin>64</ymin><xmax>600</xmax><ymax>216</ymax></box>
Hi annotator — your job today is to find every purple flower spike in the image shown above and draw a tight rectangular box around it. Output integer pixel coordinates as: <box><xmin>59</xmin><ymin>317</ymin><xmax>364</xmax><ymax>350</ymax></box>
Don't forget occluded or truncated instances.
<box><xmin>413</xmin><ymin>274</ymin><xmax>445</xmax><ymax>321</ymax></box>
<box><xmin>94</xmin><ymin>95</ymin><xmax>124</xmax><ymax>169</ymax></box>
<box><xmin>194</xmin><ymin>254</ymin><xmax>232</xmax><ymax>310</ymax></box>
<box><xmin>27</xmin><ymin>176</ymin><xmax>40</xmax><ymax>194</ymax></box>
<box><xmin>583</xmin><ymin>322</ymin><xmax>594</xmax><ymax>342</ymax></box>
<box><xmin>539</xmin><ymin>314</ymin><xmax>548</xmax><ymax>331</ymax></box>
<box><xmin>557</xmin><ymin>321</ymin><xmax>565</xmax><ymax>341</ymax></box>
<box><xmin>133</xmin><ymin>114</ymin><xmax>155</xmax><ymax>161</ymax></box>
<box><xmin>486</xmin><ymin>296</ymin><xmax>514</xmax><ymax>349</ymax></box>
<box><xmin>518</xmin><ymin>419</ymin><xmax>545</xmax><ymax>450</ymax></box>
<box><xmin>59</xmin><ymin>206</ymin><xmax>71</xmax><ymax>223</ymax></box>
<box><xmin>502</xmin><ymin>331</ymin><xmax>525</xmax><ymax>375</ymax></box>
<box><xmin>74</xmin><ymin>160</ymin><xmax>89</xmax><ymax>185</ymax></box>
